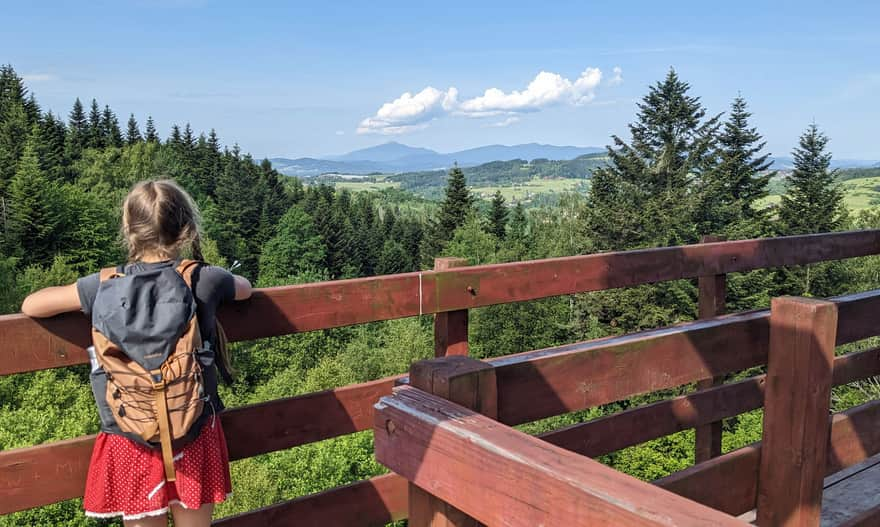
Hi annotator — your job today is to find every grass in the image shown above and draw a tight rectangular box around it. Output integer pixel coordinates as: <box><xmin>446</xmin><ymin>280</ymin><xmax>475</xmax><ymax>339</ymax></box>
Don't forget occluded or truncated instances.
<box><xmin>758</xmin><ymin>176</ymin><xmax>880</xmax><ymax>212</ymax></box>
<box><xmin>471</xmin><ymin>177</ymin><xmax>589</xmax><ymax>202</ymax></box>
<box><xmin>329</xmin><ymin>180</ymin><xmax>400</xmax><ymax>192</ymax></box>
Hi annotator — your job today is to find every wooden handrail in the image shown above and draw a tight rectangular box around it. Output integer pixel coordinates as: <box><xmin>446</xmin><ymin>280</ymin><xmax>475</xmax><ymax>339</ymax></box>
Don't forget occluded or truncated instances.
<box><xmin>3</xmin><ymin>230</ymin><xmax>880</xmax><ymax>376</ymax></box>
<box><xmin>375</xmin><ymin>385</ymin><xmax>746</xmax><ymax>526</ymax></box>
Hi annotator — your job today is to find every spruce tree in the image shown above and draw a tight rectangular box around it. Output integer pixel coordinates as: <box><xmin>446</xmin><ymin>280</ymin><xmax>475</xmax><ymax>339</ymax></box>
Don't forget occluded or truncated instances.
<box><xmin>424</xmin><ymin>164</ymin><xmax>475</xmax><ymax>261</ymax></box>
<box><xmin>0</xmin><ymin>101</ymin><xmax>29</xmax><ymax>198</ymax></box>
<box><xmin>101</xmin><ymin>105</ymin><xmax>123</xmax><ymax>147</ymax></box>
<box><xmin>87</xmin><ymin>99</ymin><xmax>103</xmax><ymax>148</ymax></box>
<box><xmin>37</xmin><ymin>113</ymin><xmax>67</xmax><ymax>181</ymax></box>
<box><xmin>168</xmin><ymin>124</ymin><xmax>182</xmax><ymax>147</ymax></box>
<box><xmin>5</xmin><ymin>136</ymin><xmax>63</xmax><ymax>265</ymax></box>
<box><xmin>585</xmin><ymin>68</ymin><xmax>719</xmax><ymax>251</ymax></box>
<box><xmin>486</xmin><ymin>190</ymin><xmax>509</xmax><ymax>239</ymax></box>
<box><xmin>778</xmin><ymin>123</ymin><xmax>845</xmax><ymax>235</ymax></box>
<box><xmin>0</xmin><ymin>65</ymin><xmax>29</xmax><ymax>123</ymax></box>
<box><xmin>145</xmin><ymin>116</ymin><xmax>159</xmax><ymax>143</ymax></box>
<box><xmin>126</xmin><ymin>114</ymin><xmax>142</xmax><ymax>145</ymax></box>
<box><xmin>65</xmin><ymin>98</ymin><xmax>88</xmax><ymax>161</ymax></box>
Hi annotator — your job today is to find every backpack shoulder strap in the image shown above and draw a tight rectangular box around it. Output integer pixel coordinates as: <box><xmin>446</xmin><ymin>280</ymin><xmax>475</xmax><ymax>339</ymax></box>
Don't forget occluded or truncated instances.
<box><xmin>175</xmin><ymin>259</ymin><xmax>202</xmax><ymax>289</ymax></box>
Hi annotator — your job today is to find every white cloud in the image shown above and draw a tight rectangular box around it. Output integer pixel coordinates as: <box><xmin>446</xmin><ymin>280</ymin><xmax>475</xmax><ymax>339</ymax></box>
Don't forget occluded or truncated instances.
<box><xmin>608</xmin><ymin>66</ymin><xmax>623</xmax><ymax>86</ymax></box>
<box><xmin>485</xmin><ymin>116</ymin><xmax>521</xmax><ymax>128</ymax></box>
<box><xmin>358</xmin><ymin>67</ymin><xmax>615</xmax><ymax>134</ymax></box>
<box><xmin>22</xmin><ymin>73</ymin><xmax>56</xmax><ymax>82</ymax></box>
<box><xmin>357</xmin><ymin>86</ymin><xmax>458</xmax><ymax>135</ymax></box>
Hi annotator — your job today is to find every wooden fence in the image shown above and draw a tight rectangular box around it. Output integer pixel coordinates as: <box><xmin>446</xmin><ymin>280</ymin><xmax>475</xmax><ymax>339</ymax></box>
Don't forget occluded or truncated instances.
<box><xmin>1</xmin><ymin>230</ymin><xmax>879</xmax><ymax>525</ymax></box>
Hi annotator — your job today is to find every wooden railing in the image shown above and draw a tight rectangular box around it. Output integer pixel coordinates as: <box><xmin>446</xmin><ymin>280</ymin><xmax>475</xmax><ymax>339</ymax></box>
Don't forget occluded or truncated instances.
<box><xmin>1</xmin><ymin>230</ymin><xmax>880</xmax><ymax>525</ymax></box>
<box><xmin>376</xmin><ymin>293</ymin><xmax>880</xmax><ymax>526</ymax></box>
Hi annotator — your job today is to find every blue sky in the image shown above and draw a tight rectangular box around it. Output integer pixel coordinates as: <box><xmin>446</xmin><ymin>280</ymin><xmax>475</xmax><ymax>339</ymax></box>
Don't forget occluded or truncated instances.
<box><xmin>4</xmin><ymin>0</ymin><xmax>879</xmax><ymax>159</ymax></box>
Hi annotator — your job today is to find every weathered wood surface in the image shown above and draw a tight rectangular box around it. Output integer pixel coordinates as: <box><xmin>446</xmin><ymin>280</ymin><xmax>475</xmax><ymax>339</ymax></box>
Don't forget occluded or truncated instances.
<box><xmin>375</xmin><ymin>386</ymin><xmax>746</xmax><ymax>526</ymax></box>
<box><xmin>655</xmin><ymin>399</ymin><xmax>880</xmax><ymax>517</ymax></box>
<box><xmin>212</xmin><ymin>473</ymin><xmax>407</xmax><ymax>527</ymax></box>
<box><xmin>433</xmin><ymin>258</ymin><xmax>470</xmax><ymax>358</ymax></box>
<box><xmin>695</xmin><ymin>235</ymin><xmax>727</xmax><ymax>463</ymax></box>
<box><xmin>757</xmin><ymin>297</ymin><xmax>838</xmax><ymax>527</ymax></box>
<box><xmin>5</xmin><ymin>230</ymin><xmax>880</xmax><ymax>376</ymax></box>
<box><xmin>820</xmin><ymin>454</ymin><xmax>880</xmax><ymax>527</ymax></box>
<box><xmin>538</xmin><ymin>346</ymin><xmax>880</xmax><ymax>458</ymax></box>
<box><xmin>408</xmin><ymin>357</ymin><xmax>496</xmax><ymax>527</ymax></box>
<box><xmin>489</xmin><ymin>288</ymin><xmax>880</xmax><ymax>426</ymax></box>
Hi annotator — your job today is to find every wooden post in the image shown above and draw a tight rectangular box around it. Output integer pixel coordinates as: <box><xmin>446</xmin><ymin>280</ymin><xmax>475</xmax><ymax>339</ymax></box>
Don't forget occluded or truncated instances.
<box><xmin>756</xmin><ymin>297</ymin><xmax>837</xmax><ymax>527</ymax></box>
<box><xmin>434</xmin><ymin>257</ymin><xmax>470</xmax><ymax>357</ymax></box>
<box><xmin>695</xmin><ymin>235</ymin><xmax>727</xmax><ymax>463</ymax></box>
<box><xmin>407</xmin><ymin>356</ymin><xmax>497</xmax><ymax>527</ymax></box>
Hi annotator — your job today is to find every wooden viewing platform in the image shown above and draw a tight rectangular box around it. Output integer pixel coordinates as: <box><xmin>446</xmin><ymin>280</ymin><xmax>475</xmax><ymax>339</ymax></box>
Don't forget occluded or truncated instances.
<box><xmin>3</xmin><ymin>230</ymin><xmax>880</xmax><ymax>526</ymax></box>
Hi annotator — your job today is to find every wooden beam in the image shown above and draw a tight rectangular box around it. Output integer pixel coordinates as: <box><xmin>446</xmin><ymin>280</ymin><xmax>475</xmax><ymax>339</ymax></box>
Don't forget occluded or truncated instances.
<box><xmin>695</xmin><ymin>235</ymin><xmax>726</xmax><ymax>463</ymax></box>
<box><xmin>5</xmin><ymin>230</ymin><xmax>880</xmax><ymax>375</ymax></box>
<box><xmin>0</xmin><ymin>374</ymin><xmax>401</xmax><ymax>514</ymax></box>
<box><xmin>835</xmin><ymin>504</ymin><xmax>880</xmax><ymax>527</ymax></box>
<box><xmin>433</xmin><ymin>258</ymin><xmax>470</xmax><ymax>357</ymax></box>
<box><xmin>375</xmin><ymin>386</ymin><xmax>746</xmax><ymax>526</ymax></box>
<box><xmin>654</xmin><ymin>399</ymin><xmax>880</xmax><ymax>517</ymax></box>
<box><xmin>212</xmin><ymin>473</ymin><xmax>407</xmax><ymax>527</ymax></box>
<box><xmin>538</xmin><ymin>346</ymin><xmax>880</xmax><ymax>458</ymax></box>
<box><xmin>757</xmin><ymin>297</ymin><xmax>837</xmax><ymax>527</ymax></box>
<box><xmin>406</xmin><ymin>356</ymin><xmax>497</xmax><ymax>527</ymax></box>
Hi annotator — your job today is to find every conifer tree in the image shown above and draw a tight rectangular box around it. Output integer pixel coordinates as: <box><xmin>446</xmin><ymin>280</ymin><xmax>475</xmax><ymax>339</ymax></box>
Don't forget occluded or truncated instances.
<box><xmin>694</xmin><ymin>95</ymin><xmax>773</xmax><ymax>238</ymax></box>
<box><xmin>65</xmin><ymin>98</ymin><xmax>88</xmax><ymax>161</ymax></box>
<box><xmin>0</xmin><ymin>101</ymin><xmax>29</xmax><ymax>197</ymax></box>
<box><xmin>145</xmin><ymin>116</ymin><xmax>159</xmax><ymax>143</ymax></box>
<box><xmin>101</xmin><ymin>105</ymin><xmax>123</xmax><ymax>147</ymax></box>
<box><xmin>423</xmin><ymin>164</ymin><xmax>475</xmax><ymax>262</ymax></box>
<box><xmin>584</xmin><ymin>68</ymin><xmax>719</xmax><ymax>251</ymax></box>
<box><xmin>778</xmin><ymin>123</ymin><xmax>845</xmax><ymax>235</ymax></box>
<box><xmin>0</xmin><ymin>65</ymin><xmax>30</xmax><ymax>123</ymax></box>
<box><xmin>5</xmin><ymin>136</ymin><xmax>63</xmax><ymax>265</ymax></box>
<box><xmin>37</xmin><ymin>113</ymin><xmax>66</xmax><ymax>181</ymax></box>
<box><xmin>126</xmin><ymin>114</ymin><xmax>142</xmax><ymax>145</ymax></box>
<box><xmin>87</xmin><ymin>99</ymin><xmax>103</xmax><ymax>148</ymax></box>
<box><xmin>486</xmin><ymin>190</ymin><xmax>509</xmax><ymax>239</ymax></box>
<box><xmin>168</xmin><ymin>124</ymin><xmax>182</xmax><ymax>146</ymax></box>
<box><xmin>258</xmin><ymin>206</ymin><xmax>326</xmax><ymax>284</ymax></box>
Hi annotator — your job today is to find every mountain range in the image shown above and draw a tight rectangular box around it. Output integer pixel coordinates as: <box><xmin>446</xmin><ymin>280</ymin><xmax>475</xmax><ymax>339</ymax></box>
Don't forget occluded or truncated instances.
<box><xmin>269</xmin><ymin>141</ymin><xmax>879</xmax><ymax>177</ymax></box>
<box><xmin>270</xmin><ymin>142</ymin><xmax>605</xmax><ymax>177</ymax></box>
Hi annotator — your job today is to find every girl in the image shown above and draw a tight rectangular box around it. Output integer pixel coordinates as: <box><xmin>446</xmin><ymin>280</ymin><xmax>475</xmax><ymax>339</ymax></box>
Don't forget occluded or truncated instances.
<box><xmin>22</xmin><ymin>179</ymin><xmax>252</xmax><ymax>527</ymax></box>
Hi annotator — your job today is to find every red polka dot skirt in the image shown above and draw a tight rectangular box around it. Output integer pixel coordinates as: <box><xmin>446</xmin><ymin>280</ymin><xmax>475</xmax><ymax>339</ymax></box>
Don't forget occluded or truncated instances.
<box><xmin>83</xmin><ymin>416</ymin><xmax>232</xmax><ymax>521</ymax></box>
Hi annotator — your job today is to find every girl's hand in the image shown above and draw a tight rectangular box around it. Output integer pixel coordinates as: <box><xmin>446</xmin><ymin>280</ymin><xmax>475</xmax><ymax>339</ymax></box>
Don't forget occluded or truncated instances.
<box><xmin>21</xmin><ymin>283</ymin><xmax>81</xmax><ymax>318</ymax></box>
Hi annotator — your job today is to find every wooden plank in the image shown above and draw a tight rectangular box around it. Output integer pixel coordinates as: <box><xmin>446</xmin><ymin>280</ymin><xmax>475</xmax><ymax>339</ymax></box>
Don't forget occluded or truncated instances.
<box><xmin>490</xmin><ymin>289</ymin><xmax>880</xmax><ymax>427</ymax></box>
<box><xmin>0</xmin><ymin>375</ymin><xmax>401</xmax><ymax>514</ymax></box>
<box><xmin>433</xmin><ymin>258</ymin><xmax>470</xmax><ymax>357</ymax></box>
<box><xmin>407</xmin><ymin>356</ymin><xmax>496</xmax><ymax>527</ymax></box>
<box><xmin>539</xmin><ymin>346</ymin><xmax>880</xmax><ymax>458</ymax></box>
<box><xmin>222</xmin><ymin>375</ymin><xmax>401</xmax><ymax>460</ymax></box>
<box><xmin>490</xmin><ymin>309</ymin><xmax>772</xmax><ymax>425</ymax></box>
<box><xmin>695</xmin><ymin>235</ymin><xmax>726</xmax><ymax>463</ymax></box>
<box><xmin>5</xmin><ymin>230</ymin><xmax>880</xmax><ymax>376</ymax></box>
<box><xmin>375</xmin><ymin>386</ymin><xmax>746</xmax><ymax>527</ymax></box>
<box><xmin>212</xmin><ymin>473</ymin><xmax>407</xmax><ymax>527</ymax></box>
<box><xmin>654</xmin><ymin>400</ymin><xmax>880</xmax><ymax>517</ymax></box>
<box><xmin>757</xmin><ymin>297</ymin><xmax>837</xmax><ymax>527</ymax></box>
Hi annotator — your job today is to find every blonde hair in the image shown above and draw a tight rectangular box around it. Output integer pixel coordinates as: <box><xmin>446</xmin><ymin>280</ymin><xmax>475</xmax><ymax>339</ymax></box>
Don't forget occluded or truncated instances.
<box><xmin>122</xmin><ymin>179</ymin><xmax>203</xmax><ymax>263</ymax></box>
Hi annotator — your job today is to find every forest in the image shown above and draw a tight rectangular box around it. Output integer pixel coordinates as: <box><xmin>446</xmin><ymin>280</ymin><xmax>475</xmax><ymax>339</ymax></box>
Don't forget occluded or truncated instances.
<box><xmin>2</xmin><ymin>63</ymin><xmax>880</xmax><ymax>525</ymax></box>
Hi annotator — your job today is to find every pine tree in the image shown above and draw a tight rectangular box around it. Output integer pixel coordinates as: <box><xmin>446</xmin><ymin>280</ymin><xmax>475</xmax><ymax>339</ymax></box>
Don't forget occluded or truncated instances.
<box><xmin>64</xmin><ymin>98</ymin><xmax>88</xmax><ymax>162</ymax></box>
<box><xmin>145</xmin><ymin>116</ymin><xmax>159</xmax><ymax>143</ymax></box>
<box><xmin>168</xmin><ymin>124</ymin><xmax>182</xmax><ymax>147</ymax></box>
<box><xmin>126</xmin><ymin>114</ymin><xmax>142</xmax><ymax>145</ymax></box>
<box><xmin>0</xmin><ymin>101</ymin><xmax>29</xmax><ymax>198</ymax></box>
<box><xmin>37</xmin><ymin>113</ymin><xmax>66</xmax><ymax>181</ymax></box>
<box><xmin>0</xmin><ymin>65</ymin><xmax>29</xmax><ymax>122</ymax></box>
<box><xmin>584</xmin><ymin>68</ymin><xmax>719</xmax><ymax>251</ymax></box>
<box><xmin>101</xmin><ymin>105</ymin><xmax>123</xmax><ymax>147</ymax></box>
<box><xmin>486</xmin><ymin>190</ymin><xmax>509</xmax><ymax>239</ymax></box>
<box><xmin>778</xmin><ymin>123</ymin><xmax>845</xmax><ymax>235</ymax></box>
<box><xmin>5</xmin><ymin>136</ymin><xmax>63</xmax><ymax>265</ymax></box>
<box><xmin>87</xmin><ymin>99</ymin><xmax>103</xmax><ymax>148</ymax></box>
<box><xmin>424</xmin><ymin>164</ymin><xmax>475</xmax><ymax>262</ymax></box>
<box><xmin>695</xmin><ymin>95</ymin><xmax>773</xmax><ymax>237</ymax></box>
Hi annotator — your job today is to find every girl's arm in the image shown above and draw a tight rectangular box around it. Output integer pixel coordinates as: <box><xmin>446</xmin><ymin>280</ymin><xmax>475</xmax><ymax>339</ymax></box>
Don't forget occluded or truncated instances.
<box><xmin>233</xmin><ymin>275</ymin><xmax>252</xmax><ymax>301</ymax></box>
<box><xmin>21</xmin><ymin>283</ymin><xmax>81</xmax><ymax>318</ymax></box>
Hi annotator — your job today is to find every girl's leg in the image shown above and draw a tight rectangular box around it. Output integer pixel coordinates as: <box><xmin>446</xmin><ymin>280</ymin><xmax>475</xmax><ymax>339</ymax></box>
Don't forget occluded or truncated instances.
<box><xmin>170</xmin><ymin>503</ymin><xmax>214</xmax><ymax>527</ymax></box>
<box><xmin>123</xmin><ymin>514</ymin><xmax>168</xmax><ymax>527</ymax></box>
